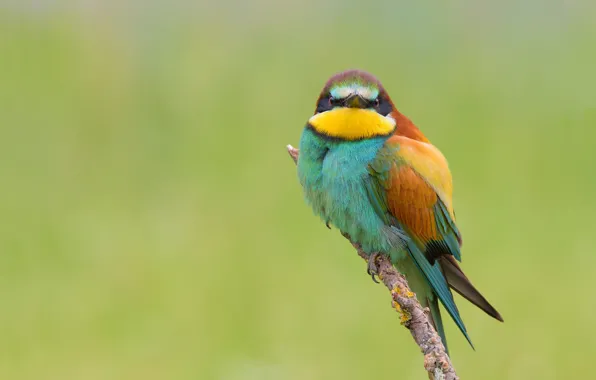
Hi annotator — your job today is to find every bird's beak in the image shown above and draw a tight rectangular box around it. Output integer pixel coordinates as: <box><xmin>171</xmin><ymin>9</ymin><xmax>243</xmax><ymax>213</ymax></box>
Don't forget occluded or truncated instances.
<box><xmin>344</xmin><ymin>94</ymin><xmax>368</xmax><ymax>109</ymax></box>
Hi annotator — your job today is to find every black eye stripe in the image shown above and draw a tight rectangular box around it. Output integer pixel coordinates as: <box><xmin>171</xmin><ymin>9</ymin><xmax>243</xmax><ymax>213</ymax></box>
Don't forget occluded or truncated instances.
<box><xmin>330</xmin><ymin>98</ymin><xmax>343</xmax><ymax>106</ymax></box>
<box><xmin>316</xmin><ymin>94</ymin><xmax>392</xmax><ymax>115</ymax></box>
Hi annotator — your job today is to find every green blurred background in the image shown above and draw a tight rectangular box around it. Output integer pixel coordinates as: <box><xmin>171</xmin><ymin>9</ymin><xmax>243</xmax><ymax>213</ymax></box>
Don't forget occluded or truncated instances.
<box><xmin>1</xmin><ymin>1</ymin><xmax>595</xmax><ymax>379</ymax></box>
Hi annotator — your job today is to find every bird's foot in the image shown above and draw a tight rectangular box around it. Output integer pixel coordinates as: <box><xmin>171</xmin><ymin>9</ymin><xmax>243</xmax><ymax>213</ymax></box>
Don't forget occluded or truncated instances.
<box><xmin>366</xmin><ymin>252</ymin><xmax>382</xmax><ymax>284</ymax></box>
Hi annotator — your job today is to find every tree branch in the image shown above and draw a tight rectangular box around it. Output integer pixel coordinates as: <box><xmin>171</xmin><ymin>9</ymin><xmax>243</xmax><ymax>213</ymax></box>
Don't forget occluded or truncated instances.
<box><xmin>287</xmin><ymin>144</ymin><xmax>458</xmax><ymax>380</ymax></box>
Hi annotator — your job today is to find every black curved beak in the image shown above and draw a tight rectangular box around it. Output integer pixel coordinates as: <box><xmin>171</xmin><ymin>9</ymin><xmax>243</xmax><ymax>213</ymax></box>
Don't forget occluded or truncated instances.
<box><xmin>343</xmin><ymin>94</ymin><xmax>369</xmax><ymax>108</ymax></box>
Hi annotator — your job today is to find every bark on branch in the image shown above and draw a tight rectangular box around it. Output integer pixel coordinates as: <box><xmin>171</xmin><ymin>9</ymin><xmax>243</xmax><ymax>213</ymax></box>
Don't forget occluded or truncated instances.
<box><xmin>287</xmin><ymin>144</ymin><xmax>459</xmax><ymax>380</ymax></box>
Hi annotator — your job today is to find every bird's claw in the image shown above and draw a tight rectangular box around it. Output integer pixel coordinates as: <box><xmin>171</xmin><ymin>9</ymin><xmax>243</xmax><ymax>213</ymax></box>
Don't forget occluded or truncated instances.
<box><xmin>367</xmin><ymin>253</ymin><xmax>382</xmax><ymax>284</ymax></box>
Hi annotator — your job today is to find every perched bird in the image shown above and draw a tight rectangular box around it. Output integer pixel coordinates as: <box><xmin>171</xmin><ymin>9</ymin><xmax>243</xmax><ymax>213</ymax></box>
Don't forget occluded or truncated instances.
<box><xmin>296</xmin><ymin>69</ymin><xmax>503</xmax><ymax>352</ymax></box>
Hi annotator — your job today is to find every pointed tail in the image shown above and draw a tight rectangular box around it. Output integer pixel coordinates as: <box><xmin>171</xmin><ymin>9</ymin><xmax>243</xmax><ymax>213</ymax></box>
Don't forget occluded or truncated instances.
<box><xmin>439</xmin><ymin>256</ymin><xmax>504</xmax><ymax>322</ymax></box>
<box><xmin>402</xmin><ymin>233</ymin><xmax>474</xmax><ymax>349</ymax></box>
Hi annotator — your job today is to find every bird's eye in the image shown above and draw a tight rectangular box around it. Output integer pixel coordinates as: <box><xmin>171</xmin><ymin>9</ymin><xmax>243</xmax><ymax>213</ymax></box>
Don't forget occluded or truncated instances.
<box><xmin>316</xmin><ymin>96</ymin><xmax>334</xmax><ymax>113</ymax></box>
<box><xmin>374</xmin><ymin>96</ymin><xmax>392</xmax><ymax>116</ymax></box>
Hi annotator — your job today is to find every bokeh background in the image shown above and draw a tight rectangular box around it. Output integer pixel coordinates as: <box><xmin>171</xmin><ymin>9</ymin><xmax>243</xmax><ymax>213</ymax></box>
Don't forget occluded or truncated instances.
<box><xmin>1</xmin><ymin>1</ymin><xmax>595</xmax><ymax>379</ymax></box>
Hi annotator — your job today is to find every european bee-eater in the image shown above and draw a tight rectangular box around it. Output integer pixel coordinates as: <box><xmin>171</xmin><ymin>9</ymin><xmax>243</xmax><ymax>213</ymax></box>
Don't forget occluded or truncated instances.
<box><xmin>296</xmin><ymin>69</ymin><xmax>503</xmax><ymax>352</ymax></box>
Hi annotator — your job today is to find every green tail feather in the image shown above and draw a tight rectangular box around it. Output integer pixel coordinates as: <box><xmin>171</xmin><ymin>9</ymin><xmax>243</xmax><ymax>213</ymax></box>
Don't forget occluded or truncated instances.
<box><xmin>394</xmin><ymin>226</ymin><xmax>474</xmax><ymax>349</ymax></box>
<box><xmin>428</xmin><ymin>297</ymin><xmax>449</xmax><ymax>355</ymax></box>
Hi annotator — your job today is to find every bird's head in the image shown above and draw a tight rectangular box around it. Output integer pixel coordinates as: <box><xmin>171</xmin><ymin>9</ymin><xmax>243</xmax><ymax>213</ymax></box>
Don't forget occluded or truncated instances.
<box><xmin>307</xmin><ymin>69</ymin><xmax>398</xmax><ymax>141</ymax></box>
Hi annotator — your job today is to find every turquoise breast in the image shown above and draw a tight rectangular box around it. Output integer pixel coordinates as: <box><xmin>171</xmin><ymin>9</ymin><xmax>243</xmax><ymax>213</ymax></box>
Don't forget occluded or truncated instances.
<box><xmin>297</xmin><ymin>128</ymin><xmax>393</xmax><ymax>253</ymax></box>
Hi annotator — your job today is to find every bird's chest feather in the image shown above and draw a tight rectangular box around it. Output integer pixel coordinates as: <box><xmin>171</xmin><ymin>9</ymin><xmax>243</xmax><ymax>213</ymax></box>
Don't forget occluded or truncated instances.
<box><xmin>297</xmin><ymin>129</ymin><xmax>391</xmax><ymax>252</ymax></box>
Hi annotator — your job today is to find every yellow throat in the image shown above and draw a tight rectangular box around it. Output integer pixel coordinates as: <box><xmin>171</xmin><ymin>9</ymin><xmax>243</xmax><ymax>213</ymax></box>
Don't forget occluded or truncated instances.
<box><xmin>308</xmin><ymin>108</ymin><xmax>396</xmax><ymax>140</ymax></box>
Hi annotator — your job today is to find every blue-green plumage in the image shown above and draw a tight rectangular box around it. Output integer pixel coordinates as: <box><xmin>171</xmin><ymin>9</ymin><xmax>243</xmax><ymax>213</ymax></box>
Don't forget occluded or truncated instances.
<box><xmin>298</xmin><ymin>127</ymin><xmax>403</xmax><ymax>256</ymax></box>
<box><xmin>297</xmin><ymin>126</ymin><xmax>471</xmax><ymax>352</ymax></box>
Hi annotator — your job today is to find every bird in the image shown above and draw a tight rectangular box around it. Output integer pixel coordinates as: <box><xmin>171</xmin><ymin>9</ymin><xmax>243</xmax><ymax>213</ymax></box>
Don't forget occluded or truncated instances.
<box><xmin>296</xmin><ymin>69</ymin><xmax>503</xmax><ymax>352</ymax></box>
